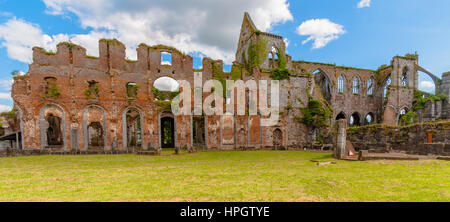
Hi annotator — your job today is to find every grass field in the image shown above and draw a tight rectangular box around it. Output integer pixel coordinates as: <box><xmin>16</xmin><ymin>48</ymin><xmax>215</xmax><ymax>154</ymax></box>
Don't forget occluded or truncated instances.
<box><xmin>0</xmin><ymin>150</ymin><xmax>448</xmax><ymax>202</ymax></box>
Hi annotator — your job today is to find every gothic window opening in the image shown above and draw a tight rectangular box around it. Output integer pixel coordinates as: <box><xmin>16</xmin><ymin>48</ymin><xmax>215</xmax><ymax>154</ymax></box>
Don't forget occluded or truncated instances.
<box><xmin>383</xmin><ymin>76</ymin><xmax>392</xmax><ymax>98</ymax></box>
<box><xmin>338</xmin><ymin>75</ymin><xmax>345</xmax><ymax>93</ymax></box>
<box><xmin>365</xmin><ymin>113</ymin><xmax>375</xmax><ymax>125</ymax></box>
<box><xmin>314</xmin><ymin>69</ymin><xmax>332</xmax><ymax>102</ymax></box>
<box><xmin>353</xmin><ymin>76</ymin><xmax>360</xmax><ymax>94</ymax></box>
<box><xmin>402</xmin><ymin>67</ymin><xmax>408</xmax><ymax>87</ymax></box>
<box><xmin>367</xmin><ymin>77</ymin><xmax>374</xmax><ymax>95</ymax></box>
<box><xmin>336</xmin><ymin>112</ymin><xmax>346</xmax><ymax>121</ymax></box>
<box><xmin>43</xmin><ymin>77</ymin><xmax>60</xmax><ymax>98</ymax></box>
<box><xmin>349</xmin><ymin>113</ymin><xmax>361</xmax><ymax>126</ymax></box>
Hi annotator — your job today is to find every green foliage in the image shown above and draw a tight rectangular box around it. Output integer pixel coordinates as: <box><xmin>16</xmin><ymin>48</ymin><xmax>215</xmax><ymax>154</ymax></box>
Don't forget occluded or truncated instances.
<box><xmin>0</xmin><ymin>107</ymin><xmax>17</xmax><ymax>121</ymax></box>
<box><xmin>212</xmin><ymin>62</ymin><xmax>226</xmax><ymax>97</ymax></box>
<box><xmin>298</xmin><ymin>97</ymin><xmax>332</xmax><ymax>129</ymax></box>
<box><xmin>152</xmin><ymin>88</ymin><xmax>179</xmax><ymax>101</ymax></box>
<box><xmin>276</xmin><ymin>47</ymin><xmax>287</xmax><ymax>69</ymax></box>
<box><xmin>399</xmin><ymin>111</ymin><xmax>416</xmax><ymax>126</ymax></box>
<box><xmin>412</xmin><ymin>90</ymin><xmax>447</xmax><ymax>111</ymax></box>
<box><xmin>154</xmin><ymin>100</ymin><xmax>173</xmax><ymax>112</ymax></box>
<box><xmin>243</xmin><ymin>37</ymin><xmax>268</xmax><ymax>74</ymax></box>
<box><xmin>230</xmin><ymin>64</ymin><xmax>243</xmax><ymax>80</ymax></box>
<box><xmin>41</xmin><ymin>85</ymin><xmax>61</xmax><ymax>99</ymax></box>
<box><xmin>270</xmin><ymin>68</ymin><xmax>290</xmax><ymax>80</ymax></box>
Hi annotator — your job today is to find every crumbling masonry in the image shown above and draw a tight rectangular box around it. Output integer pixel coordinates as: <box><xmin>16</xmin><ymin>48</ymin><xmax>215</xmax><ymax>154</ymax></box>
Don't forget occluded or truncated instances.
<box><xmin>10</xmin><ymin>13</ymin><xmax>450</xmax><ymax>152</ymax></box>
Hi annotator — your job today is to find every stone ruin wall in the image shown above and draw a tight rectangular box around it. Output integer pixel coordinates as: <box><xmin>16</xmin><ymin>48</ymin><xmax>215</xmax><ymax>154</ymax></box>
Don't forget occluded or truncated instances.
<box><xmin>347</xmin><ymin>122</ymin><xmax>450</xmax><ymax>156</ymax></box>
<box><xmin>12</xmin><ymin>40</ymin><xmax>315</xmax><ymax>152</ymax></box>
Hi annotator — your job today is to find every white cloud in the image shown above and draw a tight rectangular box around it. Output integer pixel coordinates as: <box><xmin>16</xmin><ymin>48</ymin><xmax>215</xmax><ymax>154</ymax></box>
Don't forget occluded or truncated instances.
<box><xmin>0</xmin><ymin>104</ymin><xmax>12</xmax><ymax>113</ymax></box>
<box><xmin>0</xmin><ymin>0</ymin><xmax>293</xmax><ymax>64</ymax></box>
<box><xmin>153</xmin><ymin>77</ymin><xmax>179</xmax><ymax>92</ymax></box>
<box><xmin>296</xmin><ymin>19</ymin><xmax>346</xmax><ymax>49</ymax></box>
<box><xmin>357</xmin><ymin>0</ymin><xmax>371</xmax><ymax>8</ymax></box>
<box><xmin>0</xmin><ymin>93</ymin><xmax>11</xmax><ymax>100</ymax></box>
<box><xmin>420</xmin><ymin>81</ymin><xmax>435</xmax><ymax>89</ymax></box>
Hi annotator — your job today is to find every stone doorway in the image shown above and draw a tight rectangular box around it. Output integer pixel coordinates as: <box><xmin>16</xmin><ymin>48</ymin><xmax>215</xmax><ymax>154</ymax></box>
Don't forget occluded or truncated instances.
<box><xmin>88</xmin><ymin>121</ymin><xmax>104</xmax><ymax>148</ymax></box>
<box><xmin>161</xmin><ymin>116</ymin><xmax>175</xmax><ymax>148</ymax></box>
<box><xmin>273</xmin><ymin>128</ymin><xmax>283</xmax><ymax>148</ymax></box>
<box><xmin>192</xmin><ymin>116</ymin><xmax>205</xmax><ymax>147</ymax></box>
<box><xmin>46</xmin><ymin>114</ymin><xmax>63</xmax><ymax>147</ymax></box>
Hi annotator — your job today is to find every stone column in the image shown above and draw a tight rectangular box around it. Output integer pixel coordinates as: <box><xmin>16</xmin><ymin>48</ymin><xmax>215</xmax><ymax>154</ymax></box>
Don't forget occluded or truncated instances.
<box><xmin>334</xmin><ymin>119</ymin><xmax>347</xmax><ymax>159</ymax></box>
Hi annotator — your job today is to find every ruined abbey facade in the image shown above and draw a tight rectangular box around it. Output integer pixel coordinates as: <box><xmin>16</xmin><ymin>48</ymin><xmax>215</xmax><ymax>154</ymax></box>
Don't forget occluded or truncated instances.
<box><xmin>10</xmin><ymin>13</ymin><xmax>450</xmax><ymax>152</ymax></box>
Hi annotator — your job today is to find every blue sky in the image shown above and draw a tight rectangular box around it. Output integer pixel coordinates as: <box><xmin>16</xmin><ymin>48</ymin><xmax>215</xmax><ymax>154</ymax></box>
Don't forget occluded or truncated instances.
<box><xmin>0</xmin><ymin>0</ymin><xmax>449</xmax><ymax>111</ymax></box>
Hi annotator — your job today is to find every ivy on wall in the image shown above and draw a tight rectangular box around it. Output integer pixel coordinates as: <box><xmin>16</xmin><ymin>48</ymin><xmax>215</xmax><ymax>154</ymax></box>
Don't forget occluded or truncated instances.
<box><xmin>152</xmin><ymin>88</ymin><xmax>179</xmax><ymax>101</ymax></box>
<box><xmin>297</xmin><ymin>96</ymin><xmax>332</xmax><ymax>130</ymax></box>
<box><xmin>243</xmin><ymin>37</ymin><xmax>268</xmax><ymax>74</ymax></box>
<box><xmin>399</xmin><ymin>90</ymin><xmax>448</xmax><ymax>126</ymax></box>
<box><xmin>41</xmin><ymin>85</ymin><xmax>61</xmax><ymax>99</ymax></box>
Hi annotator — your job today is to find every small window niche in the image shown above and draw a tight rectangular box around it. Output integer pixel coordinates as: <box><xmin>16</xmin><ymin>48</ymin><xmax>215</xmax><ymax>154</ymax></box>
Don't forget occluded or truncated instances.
<box><xmin>85</xmin><ymin>80</ymin><xmax>99</xmax><ymax>100</ymax></box>
<box><xmin>161</xmin><ymin>52</ymin><xmax>172</xmax><ymax>66</ymax></box>
<box><xmin>42</xmin><ymin>77</ymin><xmax>60</xmax><ymax>99</ymax></box>
<box><xmin>126</xmin><ymin>82</ymin><xmax>139</xmax><ymax>100</ymax></box>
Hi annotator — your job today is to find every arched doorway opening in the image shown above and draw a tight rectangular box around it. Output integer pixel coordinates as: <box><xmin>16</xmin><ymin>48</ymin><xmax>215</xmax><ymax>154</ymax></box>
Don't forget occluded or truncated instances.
<box><xmin>192</xmin><ymin>115</ymin><xmax>206</xmax><ymax>148</ymax></box>
<box><xmin>88</xmin><ymin>122</ymin><xmax>104</xmax><ymax>147</ymax></box>
<box><xmin>46</xmin><ymin>114</ymin><xmax>63</xmax><ymax>147</ymax></box>
<box><xmin>273</xmin><ymin>128</ymin><xmax>283</xmax><ymax>148</ymax></box>
<box><xmin>124</xmin><ymin>108</ymin><xmax>142</xmax><ymax>150</ymax></box>
<box><xmin>160</xmin><ymin>115</ymin><xmax>175</xmax><ymax>148</ymax></box>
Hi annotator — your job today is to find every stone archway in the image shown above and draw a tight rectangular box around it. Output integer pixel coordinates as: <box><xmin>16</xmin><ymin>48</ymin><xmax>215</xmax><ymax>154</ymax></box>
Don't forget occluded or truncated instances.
<box><xmin>83</xmin><ymin>105</ymin><xmax>107</xmax><ymax>152</ymax></box>
<box><xmin>122</xmin><ymin>107</ymin><xmax>144</xmax><ymax>151</ymax></box>
<box><xmin>39</xmin><ymin>104</ymin><xmax>66</xmax><ymax>150</ymax></box>
<box><xmin>273</xmin><ymin>128</ymin><xmax>283</xmax><ymax>148</ymax></box>
<box><xmin>159</xmin><ymin>112</ymin><xmax>176</xmax><ymax>149</ymax></box>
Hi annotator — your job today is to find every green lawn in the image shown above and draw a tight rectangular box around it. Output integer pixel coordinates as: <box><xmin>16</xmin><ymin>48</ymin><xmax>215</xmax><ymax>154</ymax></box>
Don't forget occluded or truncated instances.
<box><xmin>0</xmin><ymin>151</ymin><xmax>448</xmax><ymax>202</ymax></box>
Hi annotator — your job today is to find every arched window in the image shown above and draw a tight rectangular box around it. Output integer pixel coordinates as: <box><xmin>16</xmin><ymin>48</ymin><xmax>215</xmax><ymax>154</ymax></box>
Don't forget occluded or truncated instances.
<box><xmin>353</xmin><ymin>76</ymin><xmax>360</xmax><ymax>94</ymax></box>
<box><xmin>153</xmin><ymin>77</ymin><xmax>179</xmax><ymax>101</ymax></box>
<box><xmin>338</xmin><ymin>75</ymin><xmax>345</xmax><ymax>93</ymax></box>
<box><xmin>401</xmin><ymin>67</ymin><xmax>408</xmax><ymax>87</ymax></box>
<box><xmin>367</xmin><ymin>77</ymin><xmax>374</xmax><ymax>95</ymax></box>
<box><xmin>349</xmin><ymin>113</ymin><xmax>361</xmax><ymax>126</ymax></box>
<box><xmin>383</xmin><ymin>76</ymin><xmax>391</xmax><ymax>98</ymax></box>
<box><xmin>365</xmin><ymin>113</ymin><xmax>374</xmax><ymax>125</ymax></box>
<box><xmin>313</xmin><ymin>69</ymin><xmax>331</xmax><ymax>102</ymax></box>
<box><xmin>336</xmin><ymin>112</ymin><xmax>346</xmax><ymax>120</ymax></box>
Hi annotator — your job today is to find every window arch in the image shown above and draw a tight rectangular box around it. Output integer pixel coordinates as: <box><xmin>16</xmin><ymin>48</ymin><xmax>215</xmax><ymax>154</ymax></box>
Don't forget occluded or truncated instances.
<box><xmin>352</xmin><ymin>76</ymin><xmax>360</xmax><ymax>94</ymax></box>
<box><xmin>383</xmin><ymin>75</ymin><xmax>392</xmax><ymax>98</ymax></box>
<box><xmin>349</xmin><ymin>112</ymin><xmax>361</xmax><ymax>126</ymax></box>
<box><xmin>365</xmin><ymin>113</ymin><xmax>375</xmax><ymax>125</ymax></box>
<box><xmin>338</xmin><ymin>75</ymin><xmax>345</xmax><ymax>93</ymax></box>
<box><xmin>367</xmin><ymin>77</ymin><xmax>374</xmax><ymax>95</ymax></box>
<box><xmin>336</xmin><ymin>112</ymin><xmax>346</xmax><ymax>120</ymax></box>
<box><xmin>401</xmin><ymin>67</ymin><xmax>408</xmax><ymax>87</ymax></box>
